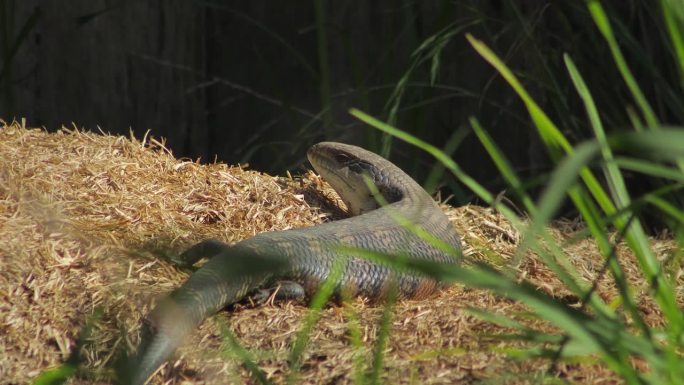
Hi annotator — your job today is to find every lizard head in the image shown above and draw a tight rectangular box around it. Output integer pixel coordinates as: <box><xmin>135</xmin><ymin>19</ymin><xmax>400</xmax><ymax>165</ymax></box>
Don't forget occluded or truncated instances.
<box><xmin>307</xmin><ymin>142</ymin><xmax>406</xmax><ymax>216</ymax></box>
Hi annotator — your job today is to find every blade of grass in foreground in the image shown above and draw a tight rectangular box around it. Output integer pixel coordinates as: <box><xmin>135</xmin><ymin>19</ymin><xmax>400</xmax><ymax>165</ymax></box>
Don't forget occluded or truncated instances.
<box><xmin>463</xmin><ymin>35</ymin><xmax>636</xmax><ymax>290</ymax></box>
<box><xmin>470</xmin><ymin>116</ymin><xmax>610</xmax><ymax>314</ymax></box>
<box><xmin>645</xmin><ymin>195</ymin><xmax>684</xmax><ymax>224</ymax></box>
<box><xmin>469</xmin><ymin>117</ymin><xmax>536</xmax><ymax>214</ymax></box>
<box><xmin>32</xmin><ymin>309</ymin><xmax>103</xmax><ymax>385</ymax></box>
<box><xmin>286</xmin><ymin>253</ymin><xmax>346</xmax><ymax>385</ymax></box>
<box><xmin>615</xmin><ymin>157</ymin><xmax>684</xmax><ymax>183</ymax></box>
<box><xmin>349</xmin><ymin>108</ymin><xmax>684</xmax><ymax>383</ymax></box>
<box><xmin>661</xmin><ymin>0</ymin><xmax>684</xmax><ymax>86</ymax></box>
<box><xmin>367</xmin><ymin>285</ymin><xmax>398</xmax><ymax>385</ymax></box>
<box><xmin>588</xmin><ymin>0</ymin><xmax>684</xmax><ymax>178</ymax></box>
<box><xmin>219</xmin><ymin>322</ymin><xmax>272</xmax><ymax>385</ymax></box>
<box><xmin>563</xmin><ymin>54</ymin><xmax>653</xmax><ymax>340</ymax></box>
<box><xmin>467</xmin><ymin>33</ymin><xmax>684</xmax><ymax>339</ymax></box>
<box><xmin>343</xmin><ymin>303</ymin><xmax>368</xmax><ymax>385</ymax></box>
<box><xmin>342</xmin><ymin>246</ymin><xmax>663</xmax><ymax>384</ymax></box>
<box><xmin>464</xmin><ymin>33</ymin><xmax>616</xmax><ymax>219</ymax></box>
<box><xmin>586</xmin><ymin>0</ymin><xmax>659</xmax><ymax>129</ymax></box>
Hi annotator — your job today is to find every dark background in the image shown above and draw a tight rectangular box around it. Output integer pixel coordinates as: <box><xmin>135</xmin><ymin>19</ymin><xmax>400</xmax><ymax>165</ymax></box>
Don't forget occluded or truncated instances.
<box><xmin>2</xmin><ymin>0</ymin><xmax>680</xmax><ymax>207</ymax></box>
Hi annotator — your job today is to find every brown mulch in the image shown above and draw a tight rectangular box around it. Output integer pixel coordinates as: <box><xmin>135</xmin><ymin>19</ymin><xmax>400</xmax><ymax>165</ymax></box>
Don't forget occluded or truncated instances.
<box><xmin>0</xmin><ymin>121</ymin><xmax>678</xmax><ymax>384</ymax></box>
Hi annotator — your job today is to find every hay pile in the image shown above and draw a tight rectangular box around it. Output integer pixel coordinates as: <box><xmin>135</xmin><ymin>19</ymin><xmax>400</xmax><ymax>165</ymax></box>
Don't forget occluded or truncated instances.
<box><xmin>0</xmin><ymin>121</ymin><xmax>675</xmax><ymax>384</ymax></box>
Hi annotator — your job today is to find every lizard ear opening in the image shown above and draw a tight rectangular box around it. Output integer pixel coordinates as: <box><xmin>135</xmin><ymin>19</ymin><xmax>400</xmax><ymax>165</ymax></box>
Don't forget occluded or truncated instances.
<box><xmin>347</xmin><ymin>161</ymin><xmax>370</xmax><ymax>174</ymax></box>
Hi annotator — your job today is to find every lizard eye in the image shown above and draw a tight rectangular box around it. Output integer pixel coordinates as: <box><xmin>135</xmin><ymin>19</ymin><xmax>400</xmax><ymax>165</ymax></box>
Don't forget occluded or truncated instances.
<box><xmin>334</xmin><ymin>153</ymin><xmax>351</xmax><ymax>164</ymax></box>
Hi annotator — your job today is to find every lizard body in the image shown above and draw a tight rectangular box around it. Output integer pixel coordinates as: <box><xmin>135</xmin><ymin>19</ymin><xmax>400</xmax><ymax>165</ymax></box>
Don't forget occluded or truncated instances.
<box><xmin>125</xmin><ymin>142</ymin><xmax>462</xmax><ymax>384</ymax></box>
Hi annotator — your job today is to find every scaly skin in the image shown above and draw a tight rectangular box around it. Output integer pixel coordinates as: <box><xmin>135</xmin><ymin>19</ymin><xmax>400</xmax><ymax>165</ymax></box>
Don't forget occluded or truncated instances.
<box><xmin>123</xmin><ymin>142</ymin><xmax>462</xmax><ymax>384</ymax></box>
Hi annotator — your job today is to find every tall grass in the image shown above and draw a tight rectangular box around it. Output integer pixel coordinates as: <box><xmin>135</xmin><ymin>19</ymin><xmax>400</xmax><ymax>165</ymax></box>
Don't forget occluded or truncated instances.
<box><xmin>350</xmin><ymin>1</ymin><xmax>684</xmax><ymax>383</ymax></box>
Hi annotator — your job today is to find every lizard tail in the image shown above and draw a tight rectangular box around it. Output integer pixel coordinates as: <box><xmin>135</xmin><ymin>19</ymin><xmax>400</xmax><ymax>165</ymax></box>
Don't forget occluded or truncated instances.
<box><xmin>122</xmin><ymin>251</ymin><xmax>286</xmax><ymax>385</ymax></box>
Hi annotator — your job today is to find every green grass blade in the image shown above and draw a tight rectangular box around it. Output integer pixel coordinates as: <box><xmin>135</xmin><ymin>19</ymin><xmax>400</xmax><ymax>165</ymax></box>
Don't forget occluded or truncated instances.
<box><xmin>563</xmin><ymin>54</ymin><xmax>655</xmax><ymax>338</ymax></box>
<box><xmin>645</xmin><ymin>195</ymin><xmax>684</xmax><ymax>223</ymax></box>
<box><xmin>471</xmin><ymin>115</ymin><xmax>606</xmax><ymax>306</ymax></box>
<box><xmin>385</xmin><ymin>20</ymin><xmax>479</xmax><ymax>126</ymax></box>
<box><xmin>465</xmin><ymin>307</ymin><xmax>531</xmax><ymax>331</ymax></box>
<box><xmin>532</xmin><ymin>142</ymin><xmax>599</xmax><ymax>227</ymax></box>
<box><xmin>566</xmin><ymin>50</ymin><xmax>678</xmax><ymax>241</ymax></box>
<box><xmin>661</xmin><ymin>0</ymin><xmax>684</xmax><ymax>87</ymax></box>
<box><xmin>33</xmin><ymin>309</ymin><xmax>103</xmax><ymax>385</ymax></box>
<box><xmin>343</xmin><ymin>304</ymin><xmax>368</xmax><ymax>385</ymax></box>
<box><xmin>343</xmin><ymin>248</ymin><xmax>653</xmax><ymax>383</ymax></box>
<box><xmin>586</xmin><ymin>0</ymin><xmax>659</xmax><ymax>128</ymax></box>
<box><xmin>423</xmin><ymin>125</ymin><xmax>468</xmax><ymax>195</ymax></box>
<box><xmin>610</xmin><ymin>129</ymin><xmax>684</xmax><ymax>159</ymax></box>
<box><xmin>467</xmin><ymin>32</ymin><xmax>684</xmax><ymax>337</ymax></box>
<box><xmin>367</xmin><ymin>287</ymin><xmax>397</xmax><ymax>385</ymax></box>
<box><xmin>616</xmin><ymin>157</ymin><xmax>684</xmax><ymax>182</ymax></box>
<box><xmin>518</xmin><ymin>142</ymin><xmax>617</xmax><ymax>315</ymax></box>
<box><xmin>469</xmin><ymin>117</ymin><xmax>537</xmax><ymax>214</ymax></box>
<box><xmin>397</xmin><ymin>37</ymin><xmax>621</xmax><ymax>308</ymax></box>
<box><xmin>465</xmin><ymin>34</ymin><xmax>618</xmax><ymax>220</ymax></box>
<box><xmin>465</xmin><ymin>34</ymin><xmax>568</xmax><ymax>158</ymax></box>
<box><xmin>287</xmin><ymin>254</ymin><xmax>346</xmax><ymax>384</ymax></box>
<box><xmin>31</xmin><ymin>365</ymin><xmax>77</xmax><ymax>385</ymax></box>
<box><xmin>219</xmin><ymin>322</ymin><xmax>273</xmax><ymax>385</ymax></box>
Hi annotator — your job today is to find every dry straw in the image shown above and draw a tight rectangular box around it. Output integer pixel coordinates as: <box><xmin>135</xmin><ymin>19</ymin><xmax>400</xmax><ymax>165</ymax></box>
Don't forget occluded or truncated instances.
<box><xmin>0</xmin><ymin>121</ymin><xmax>673</xmax><ymax>384</ymax></box>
